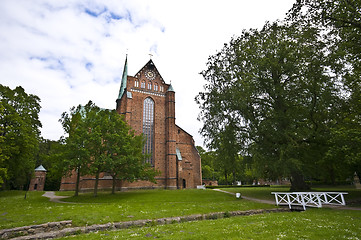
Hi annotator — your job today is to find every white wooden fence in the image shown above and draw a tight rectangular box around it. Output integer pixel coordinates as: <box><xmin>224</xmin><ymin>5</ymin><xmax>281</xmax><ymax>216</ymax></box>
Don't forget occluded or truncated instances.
<box><xmin>272</xmin><ymin>192</ymin><xmax>348</xmax><ymax>210</ymax></box>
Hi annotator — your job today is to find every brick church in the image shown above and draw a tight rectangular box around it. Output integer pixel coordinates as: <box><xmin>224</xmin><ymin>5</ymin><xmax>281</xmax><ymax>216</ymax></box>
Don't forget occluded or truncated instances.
<box><xmin>60</xmin><ymin>57</ymin><xmax>202</xmax><ymax>191</ymax></box>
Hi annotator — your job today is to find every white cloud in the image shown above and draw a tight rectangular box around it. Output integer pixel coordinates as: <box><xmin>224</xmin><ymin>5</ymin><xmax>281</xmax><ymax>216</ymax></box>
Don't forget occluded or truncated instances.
<box><xmin>0</xmin><ymin>0</ymin><xmax>295</xmax><ymax>147</ymax></box>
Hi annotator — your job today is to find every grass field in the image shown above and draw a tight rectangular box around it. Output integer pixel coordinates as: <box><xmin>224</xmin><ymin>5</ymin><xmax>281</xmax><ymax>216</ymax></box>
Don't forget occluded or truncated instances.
<box><xmin>58</xmin><ymin>208</ymin><xmax>361</xmax><ymax>240</ymax></box>
<box><xmin>1</xmin><ymin>186</ymin><xmax>360</xmax><ymax>239</ymax></box>
<box><xmin>0</xmin><ymin>189</ymin><xmax>272</xmax><ymax>229</ymax></box>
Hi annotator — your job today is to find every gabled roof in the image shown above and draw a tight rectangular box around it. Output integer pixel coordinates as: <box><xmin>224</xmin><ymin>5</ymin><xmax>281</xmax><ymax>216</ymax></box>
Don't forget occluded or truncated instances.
<box><xmin>134</xmin><ymin>59</ymin><xmax>165</xmax><ymax>84</ymax></box>
<box><xmin>35</xmin><ymin>165</ymin><xmax>47</xmax><ymax>172</ymax></box>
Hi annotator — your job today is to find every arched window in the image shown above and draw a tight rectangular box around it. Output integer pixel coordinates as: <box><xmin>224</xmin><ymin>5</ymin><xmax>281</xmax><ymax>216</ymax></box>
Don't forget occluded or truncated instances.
<box><xmin>148</xmin><ymin>82</ymin><xmax>152</xmax><ymax>90</ymax></box>
<box><xmin>160</xmin><ymin>86</ymin><xmax>164</xmax><ymax>92</ymax></box>
<box><xmin>141</xmin><ymin>81</ymin><xmax>145</xmax><ymax>88</ymax></box>
<box><xmin>143</xmin><ymin>98</ymin><xmax>154</xmax><ymax>165</ymax></box>
<box><xmin>154</xmin><ymin>83</ymin><xmax>158</xmax><ymax>91</ymax></box>
<box><xmin>134</xmin><ymin>80</ymin><xmax>139</xmax><ymax>87</ymax></box>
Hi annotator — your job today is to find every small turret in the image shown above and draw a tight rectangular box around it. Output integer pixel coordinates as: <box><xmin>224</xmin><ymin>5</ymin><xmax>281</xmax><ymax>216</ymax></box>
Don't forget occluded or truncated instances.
<box><xmin>29</xmin><ymin>165</ymin><xmax>47</xmax><ymax>191</ymax></box>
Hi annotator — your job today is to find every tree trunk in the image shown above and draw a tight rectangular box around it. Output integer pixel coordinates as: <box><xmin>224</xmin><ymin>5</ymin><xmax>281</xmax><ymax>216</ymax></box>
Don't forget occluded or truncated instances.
<box><xmin>290</xmin><ymin>170</ymin><xmax>310</xmax><ymax>191</ymax></box>
<box><xmin>74</xmin><ymin>167</ymin><xmax>80</xmax><ymax>197</ymax></box>
<box><xmin>329</xmin><ymin>167</ymin><xmax>336</xmax><ymax>185</ymax></box>
<box><xmin>224</xmin><ymin>170</ymin><xmax>228</xmax><ymax>185</ymax></box>
<box><xmin>94</xmin><ymin>171</ymin><xmax>100</xmax><ymax>197</ymax></box>
<box><xmin>232</xmin><ymin>169</ymin><xmax>236</xmax><ymax>185</ymax></box>
<box><xmin>111</xmin><ymin>174</ymin><xmax>117</xmax><ymax>194</ymax></box>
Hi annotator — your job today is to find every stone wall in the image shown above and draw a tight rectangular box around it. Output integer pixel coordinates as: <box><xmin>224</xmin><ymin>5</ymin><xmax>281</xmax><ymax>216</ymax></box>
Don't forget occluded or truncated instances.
<box><xmin>2</xmin><ymin>208</ymin><xmax>290</xmax><ymax>240</ymax></box>
<box><xmin>0</xmin><ymin>220</ymin><xmax>72</xmax><ymax>239</ymax></box>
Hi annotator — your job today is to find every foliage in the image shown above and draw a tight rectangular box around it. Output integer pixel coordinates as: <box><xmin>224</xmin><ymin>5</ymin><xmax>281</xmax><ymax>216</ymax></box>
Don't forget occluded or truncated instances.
<box><xmin>196</xmin><ymin>21</ymin><xmax>341</xmax><ymax>190</ymax></box>
<box><xmin>60</xmin><ymin>101</ymin><xmax>158</xmax><ymax>197</ymax></box>
<box><xmin>59</xmin><ymin>102</ymin><xmax>93</xmax><ymax>196</ymax></box>
<box><xmin>196</xmin><ymin>146</ymin><xmax>218</xmax><ymax>181</ymax></box>
<box><xmin>197</xmin><ymin>145</ymin><xmax>253</xmax><ymax>186</ymax></box>
<box><xmin>0</xmin><ymin>103</ymin><xmax>7</xmax><ymax>186</ymax></box>
<box><xmin>0</xmin><ymin>85</ymin><xmax>41</xmax><ymax>189</ymax></box>
<box><xmin>288</xmin><ymin>0</ymin><xmax>361</xmax><ymax>184</ymax></box>
<box><xmin>35</xmin><ymin>138</ymin><xmax>66</xmax><ymax>191</ymax></box>
<box><xmin>90</xmin><ymin>108</ymin><xmax>158</xmax><ymax>195</ymax></box>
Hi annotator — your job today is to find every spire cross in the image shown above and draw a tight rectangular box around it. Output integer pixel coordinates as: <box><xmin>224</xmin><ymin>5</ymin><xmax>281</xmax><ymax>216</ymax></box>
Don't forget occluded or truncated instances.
<box><xmin>149</xmin><ymin>53</ymin><xmax>153</xmax><ymax>59</ymax></box>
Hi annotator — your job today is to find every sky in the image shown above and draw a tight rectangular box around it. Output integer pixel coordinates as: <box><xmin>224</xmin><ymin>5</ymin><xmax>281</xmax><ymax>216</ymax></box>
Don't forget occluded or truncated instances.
<box><xmin>0</xmin><ymin>0</ymin><xmax>295</xmax><ymax>147</ymax></box>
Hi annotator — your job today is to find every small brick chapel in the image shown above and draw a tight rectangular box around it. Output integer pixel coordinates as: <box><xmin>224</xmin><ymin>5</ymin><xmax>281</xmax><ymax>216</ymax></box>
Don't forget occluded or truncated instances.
<box><xmin>60</xmin><ymin>58</ymin><xmax>202</xmax><ymax>191</ymax></box>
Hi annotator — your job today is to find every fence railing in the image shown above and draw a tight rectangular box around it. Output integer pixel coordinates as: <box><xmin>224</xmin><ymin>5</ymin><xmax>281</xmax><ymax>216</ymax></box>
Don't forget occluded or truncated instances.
<box><xmin>271</xmin><ymin>192</ymin><xmax>348</xmax><ymax>210</ymax></box>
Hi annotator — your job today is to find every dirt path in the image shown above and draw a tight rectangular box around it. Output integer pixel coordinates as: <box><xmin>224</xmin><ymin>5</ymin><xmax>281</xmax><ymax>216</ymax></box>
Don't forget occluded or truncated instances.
<box><xmin>42</xmin><ymin>191</ymin><xmax>72</xmax><ymax>203</ymax></box>
<box><xmin>212</xmin><ymin>188</ymin><xmax>276</xmax><ymax>205</ymax></box>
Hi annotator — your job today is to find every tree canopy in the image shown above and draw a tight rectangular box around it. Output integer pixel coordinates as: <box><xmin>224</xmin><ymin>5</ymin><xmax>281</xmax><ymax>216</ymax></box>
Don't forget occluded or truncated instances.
<box><xmin>60</xmin><ymin>101</ymin><xmax>158</xmax><ymax>196</ymax></box>
<box><xmin>0</xmin><ymin>85</ymin><xmax>41</xmax><ymax>189</ymax></box>
<box><xmin>196</xmin><ymin>6</ymin><xmax>360</xmax><ymax>189</ymax></box>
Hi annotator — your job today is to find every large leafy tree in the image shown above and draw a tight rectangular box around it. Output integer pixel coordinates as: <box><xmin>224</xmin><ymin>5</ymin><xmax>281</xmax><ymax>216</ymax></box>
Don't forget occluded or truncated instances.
<box><xmin>289</xmin><ymin>0</ymin><xmax>361</xmax><ymax>181</ymax></box>
<box><xmin>0</xmin><ymin>85</ymin><xmax>41</xmax><ymax>189</ymax></box>
<box><xmin>196</xmin><ymin>22</ymin><xmax>340</xmax><ymax>190</ymax></box>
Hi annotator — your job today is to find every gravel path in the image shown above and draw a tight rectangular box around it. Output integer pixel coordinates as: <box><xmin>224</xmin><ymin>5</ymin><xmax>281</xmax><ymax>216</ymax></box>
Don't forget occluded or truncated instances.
<box><xmin>212</xmin><ymin>188</ymin><xmax>276</xmax><ymax>205</ymax></box>
<box><xmin>42</xmin><ymin>191</ymin><xmax>72</xmax><ymax>203</ymax></box>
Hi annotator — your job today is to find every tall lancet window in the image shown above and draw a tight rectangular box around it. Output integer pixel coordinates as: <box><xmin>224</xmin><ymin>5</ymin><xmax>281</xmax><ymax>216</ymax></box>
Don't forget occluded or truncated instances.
<box><xmin>143</xmin><ymin>97</ymin><xmax>154</xmax><ymax>165</ymax></box>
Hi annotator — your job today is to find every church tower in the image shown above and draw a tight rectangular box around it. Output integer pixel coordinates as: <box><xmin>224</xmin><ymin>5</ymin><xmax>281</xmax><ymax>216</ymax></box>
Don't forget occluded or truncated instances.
<box><xmin>115</xmin><ymin>57</ymin><xmax>201</xmax><ymax>189</ymax></box>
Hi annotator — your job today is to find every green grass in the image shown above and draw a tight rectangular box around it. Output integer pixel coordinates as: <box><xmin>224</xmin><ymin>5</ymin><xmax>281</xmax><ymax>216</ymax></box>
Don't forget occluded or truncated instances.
<box><xmin>2</xmin><ymin>186</ymin><xmax>360</xmax><ymax>239</ymax></box>
<box><xmin>59</xmin><ymin>208</ymin><xmax>361</xmax><ymax>240</ymax></box>
<box><xmin>0</xmin><ymin>189</ymin><xmax>273</xmax><ymax>229</ymax></box>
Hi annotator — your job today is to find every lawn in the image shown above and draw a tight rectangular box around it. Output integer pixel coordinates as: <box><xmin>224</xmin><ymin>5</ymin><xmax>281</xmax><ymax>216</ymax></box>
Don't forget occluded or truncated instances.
<box><xmin>0</xmin><ymin>189</ymin><xmax>273</xmax><ymax>229</ymax></box>
<box><xmin>58</xmin><ymin>208</ymin><xmax>361</xmax><ymax>240</ymax></box>
<box><xmin>2</xmin><ymin>186</ymin><xmax>360</xmax><ymax>239</ymax></box>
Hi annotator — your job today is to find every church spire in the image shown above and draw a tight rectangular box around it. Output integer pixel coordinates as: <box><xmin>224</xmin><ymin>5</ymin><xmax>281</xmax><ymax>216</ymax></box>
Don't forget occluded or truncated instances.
<box><xmin>117</xmin><ymin>55</ymin><xmax>128</xmax><ymax>100</ymax></box>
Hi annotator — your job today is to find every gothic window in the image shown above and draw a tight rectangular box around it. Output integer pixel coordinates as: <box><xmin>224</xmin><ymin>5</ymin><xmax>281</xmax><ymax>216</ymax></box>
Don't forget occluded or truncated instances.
<box><xmin>148</xmin><ymin>82</ymin><xmax>152</xmax><ymax>90</ymax></box>
<box><xmin>143</xmin><ymin>97</ymin><xmax>154</xmax><ymax>165</ymax></box>
<box><xmin>141</xmin><ymin>81</ymin><xmax>145</xmax><ymax>88</ymax></box>
<box><xmin>154</xmin><ymin>83</ymin><xmax>158</xmax><ymax>91</ymax></box>
<box><xmin>160</xmin><ymin>86</ymin><xmax>164</xmax><ymax>92</ymax></box>
<box><xmin>135</xmin><ymin>80</ymin><xmax>139</xmax><ymax>87</ymax></box>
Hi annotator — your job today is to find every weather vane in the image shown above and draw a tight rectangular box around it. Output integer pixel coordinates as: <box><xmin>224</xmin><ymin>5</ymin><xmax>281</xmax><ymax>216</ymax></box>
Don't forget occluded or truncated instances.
<box><xmin>149</xmin><ymin>53</ymin><xmax>153</xmax><ymax>59</ymax></box>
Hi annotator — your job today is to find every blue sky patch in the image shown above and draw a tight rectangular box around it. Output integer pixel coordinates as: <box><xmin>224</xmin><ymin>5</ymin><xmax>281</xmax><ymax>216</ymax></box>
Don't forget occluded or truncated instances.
<box><xmin>84</xmin><ymin>6</ymin><xmax>107</xmax><ymax>18</ymax></box>
<box><xmin>85</xmin><ymin>62</ymin><xmax>93</xmax><ymax>71</ymax></box>
<box><xmin>104</xmin><ymin>11</ymin><xmax>125</xmax><ymax>23</ymax></box>
<box><xmin>30</xmin><ymin>56</ymin><xmax>65</xmax><ymax>71</ymax></box>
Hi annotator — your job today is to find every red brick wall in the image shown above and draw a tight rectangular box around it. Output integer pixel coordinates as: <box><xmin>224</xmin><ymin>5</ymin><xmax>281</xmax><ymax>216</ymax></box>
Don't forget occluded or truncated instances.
<box><xmin>176</xmin><ymin>126</ymin><xmax>202</xmax><ymax>188</ymax></box>
<box><xmin>29</xmin><ymin>171</ymin><xmax>46</xmax><ymax>191</ymax></box>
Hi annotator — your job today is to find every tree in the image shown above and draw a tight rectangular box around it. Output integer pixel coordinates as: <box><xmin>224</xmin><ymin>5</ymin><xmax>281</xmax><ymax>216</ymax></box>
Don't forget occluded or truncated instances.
<box><xmin>0</xmin><ymin>103</ymin><xmax>7</xmax><ymax>186</ymax></box>
<box><xmin>212</xmin><ymin>121</ymin><xmax>243</xmax><ymax>185</ymax></box>
<box><xmin>289</xmin><ymin>0</ymin><xmax>361</xmax><ymax>182</ymax></box>
<box><xmin>0</xmin><ymin>85</ymin><xmax>41</xmax><ymax>189</ymax></box>
<box><xmin>36</xmin><ymin>138</ymin><xmax>66</xmax><ymax>190</ymax></box>
<box><xmin>60</xmin><ymin>102</ymin><xmax>92</xmax><ymax>196</ymax></box>
<box><xmin>196</xmin><ymin>22</ymin><xmax>340</xmax><ymax>190</ymax></box>
<box><xmin>101</xmin><ymin>110</ymin><xmax>158</xmax><ymax>194</ymax></box>
<box><xmin>61</xmin><ymin>101</ymin><xmax>158</xmax><ymax>196</ymax></box>
<box><xmin>196</xmin><ymin>146</ymin><xmax>217</xmax><ymax>181</ymax></box>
